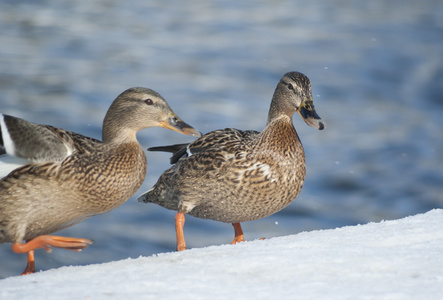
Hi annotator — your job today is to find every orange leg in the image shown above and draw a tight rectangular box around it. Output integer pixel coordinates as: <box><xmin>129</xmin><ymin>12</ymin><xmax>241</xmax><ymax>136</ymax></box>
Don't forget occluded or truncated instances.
<box><xmin>231</xmin><ymin>223</ymin><xmax>245</xmax><ymax>244</ymax></box>
<box><xmin>21</xmin><ymin>250</ymin><xmax>36</xmax><ymax>275</ymax></box>
<box><xmin>175</xmin><ymin>212</ymin><xmax>187</xmax><ymax>251</ymax></box>
<box><xmin>11</xmin><ymin>235</ymin><xmax>94</xmax><ymax>275</ymax></box>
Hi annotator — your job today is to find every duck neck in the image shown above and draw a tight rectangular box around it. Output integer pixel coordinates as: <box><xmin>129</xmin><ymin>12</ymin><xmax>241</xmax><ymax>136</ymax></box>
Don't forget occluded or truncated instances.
<box><xmin>266</xmin><ymin>90</ymin><xmax>296</xmax><ymax>125</ymax></box>
<box><xmin>102</xmin><ymin>116</ymin><xmax>138</xmax><ymax>145</ymax></box>
<box><xmin>260</xmin><ymin>115</ymin><xmax>301</xmax><ymax>151</ymax></box>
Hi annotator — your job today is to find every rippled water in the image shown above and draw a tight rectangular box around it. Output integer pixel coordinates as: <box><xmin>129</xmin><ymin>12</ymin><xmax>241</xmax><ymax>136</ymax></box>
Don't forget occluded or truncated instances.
<box><xmin>0</xmin><ymin>0</ymin><xmax>442</xmax><ymax>278</ymax></box>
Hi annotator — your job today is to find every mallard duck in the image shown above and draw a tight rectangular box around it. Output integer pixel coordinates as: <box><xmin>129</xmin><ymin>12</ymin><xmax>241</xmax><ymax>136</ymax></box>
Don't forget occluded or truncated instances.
<box><xmin>0</xmin><ymin>87</ymin><xmax>201</xmax><ymax>275</ymax></box>
<box><xmin>138</xmin><ymin>72</ymin><xmax>325</xmax><ymax>251</ymax></box>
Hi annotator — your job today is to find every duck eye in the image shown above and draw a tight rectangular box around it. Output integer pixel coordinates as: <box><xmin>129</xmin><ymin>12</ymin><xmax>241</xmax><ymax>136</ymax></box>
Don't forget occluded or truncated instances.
<box><xmin>144</xmin><ymin>99</ymin><xmax>153</xmax><ymax>105</ymax></box>
<box><xmin>287</xmin><ymin>83</ymin><xmax>294</xmax><ymax>90</ymax></box>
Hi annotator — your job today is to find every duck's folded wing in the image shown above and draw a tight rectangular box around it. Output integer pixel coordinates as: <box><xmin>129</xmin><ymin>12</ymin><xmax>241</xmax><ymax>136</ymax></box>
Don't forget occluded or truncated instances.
<box><xmin>1</xmin><ymin>114</ymin><xmax>79</xmax><ymax>163</ymax></box>
<box><xmin>147</xmin><ymin>128</ymin><xmax>260</xmax><ymax>165</ymax></box>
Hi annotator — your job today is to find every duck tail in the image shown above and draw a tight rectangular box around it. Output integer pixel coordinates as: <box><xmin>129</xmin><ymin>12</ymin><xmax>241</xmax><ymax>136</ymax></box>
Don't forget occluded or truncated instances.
<box><xmin>136</xmin><ymin>188</ymin><xmax>153</xmax><ymax>203</ymax></box>
<box><xmin>148</xmin><ymin>143</ymin><xmax>190</xmax><ymax>164</ymax></box>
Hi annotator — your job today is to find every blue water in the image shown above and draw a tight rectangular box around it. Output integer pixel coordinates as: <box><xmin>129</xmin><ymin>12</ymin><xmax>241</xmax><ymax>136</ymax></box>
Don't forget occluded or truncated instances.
<box><xmin>0</xmin><ymin>0</ymin><xmax>442</xmax><ymax>278</ymax></box>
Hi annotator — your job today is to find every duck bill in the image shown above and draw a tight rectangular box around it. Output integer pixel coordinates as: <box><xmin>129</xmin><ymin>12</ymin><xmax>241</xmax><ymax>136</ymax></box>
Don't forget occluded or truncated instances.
<box><xmin>298</xmin><ymin>101</ymin><xmax>326</xmax><ymax>130</ymax></box>
<box><xmin>159</xmin><ymin>114</ymin><xmax>202</xmax><ymax>137</ymax></box>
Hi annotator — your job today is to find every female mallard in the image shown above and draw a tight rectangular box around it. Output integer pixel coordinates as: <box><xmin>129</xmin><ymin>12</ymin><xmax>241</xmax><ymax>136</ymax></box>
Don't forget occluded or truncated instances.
<box><xmin>138</xmin><ymin>72</ymin><xmax>325</xmax><ymax>251</ymax></box>
<box><xmin>0</xmin><ymin>87</ymin><xmax>200</xmax><ymax>275</ymax></box>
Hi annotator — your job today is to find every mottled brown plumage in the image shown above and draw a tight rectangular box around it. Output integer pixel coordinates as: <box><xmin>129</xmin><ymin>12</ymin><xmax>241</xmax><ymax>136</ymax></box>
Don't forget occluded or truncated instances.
<box><xmin>138</xmin><ymin>72</ymin><xmax>325</xmax><ymax>250</ymax></box>
<box><xmin>0</xmin><ymin>87</ymin><xmax>200</xmax><ymax>274</ymax></box>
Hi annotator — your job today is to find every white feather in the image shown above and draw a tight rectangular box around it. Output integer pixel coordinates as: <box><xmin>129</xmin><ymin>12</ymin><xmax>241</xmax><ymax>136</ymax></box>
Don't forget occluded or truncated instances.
<box><xmin>0</xmin><ymin>114</ymin><xmax>16</xmax><ymax>155</ymax></box>
<box><xmin>186</xmin><ymin>145</ymin><xmax>192</xmax><ymax>157</ymax></box>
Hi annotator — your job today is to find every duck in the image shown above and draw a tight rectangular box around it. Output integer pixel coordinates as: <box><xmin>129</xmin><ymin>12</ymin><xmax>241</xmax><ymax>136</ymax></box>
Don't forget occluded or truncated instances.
<box><xmin>0</xmin><ymin>87</ymin><xmax>201</xmax><ymax>275</ymax></box>
<box><xmin>138</xmin><ymin>72</ymin><xmax>325</xmax><ymax>251</ymax></box>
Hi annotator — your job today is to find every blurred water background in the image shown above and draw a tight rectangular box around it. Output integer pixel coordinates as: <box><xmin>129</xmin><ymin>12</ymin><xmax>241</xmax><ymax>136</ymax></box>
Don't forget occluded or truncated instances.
<box><xmin>0</xmin><ymin>0</ymin><xmax>442</xmax><ymax>278</ymax></box>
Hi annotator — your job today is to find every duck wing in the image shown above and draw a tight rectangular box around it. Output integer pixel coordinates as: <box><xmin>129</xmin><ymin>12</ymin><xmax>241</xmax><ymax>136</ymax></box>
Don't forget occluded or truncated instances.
<box><xmin>0</xmin><ymin>114</ymin><xmax>100</xmax><ymax>178</ymax></box>
<box><xmin>148</xmin><ymin>128</ymin><xmax>259</xmax><ymax>164</ymax></box>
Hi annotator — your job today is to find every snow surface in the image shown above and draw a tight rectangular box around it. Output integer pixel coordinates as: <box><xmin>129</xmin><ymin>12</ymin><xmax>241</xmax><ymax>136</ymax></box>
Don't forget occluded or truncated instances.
<box><xmin>1</xmin><ymin>209</ymin><xmax>442</xmax><ymax>300</ymax></box>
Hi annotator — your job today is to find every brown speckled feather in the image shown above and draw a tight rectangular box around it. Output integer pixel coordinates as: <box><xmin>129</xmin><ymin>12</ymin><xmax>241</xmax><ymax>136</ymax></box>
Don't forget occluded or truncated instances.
<box><xmin>144</xmin><ymin>117</ymin><xmax>305</xmax><ymax>223</ymax></box>
<box><xmin>0</xmin><ymin>138</ymin><xmax>146</xmax><ymax>243</ymax></box>
<box><xmin>140</xmin><ymin>72</ymin><xmax>325</xmax><ymax>228</ymax></box>
<box><xmin>0</xmin><ymin>87</ymin><xmax>200</xmax><ymax>245</ymax></box>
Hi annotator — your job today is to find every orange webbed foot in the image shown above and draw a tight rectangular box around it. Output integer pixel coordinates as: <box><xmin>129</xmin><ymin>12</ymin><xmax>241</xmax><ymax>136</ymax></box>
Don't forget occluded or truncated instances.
<box><xmin>12</xmin><ymin>235</ymin><xmax>93</xmax><ymax>254</ymax></box>
<box><xmin>12</xmin><ymin>235</ymin><xmax>94</xmax><ymax>275</ymax></box>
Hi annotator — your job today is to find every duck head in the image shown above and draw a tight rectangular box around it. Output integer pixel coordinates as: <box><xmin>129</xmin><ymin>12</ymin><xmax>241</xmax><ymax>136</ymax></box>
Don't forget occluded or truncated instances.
<box><xmin>103</xmin><ymin>87</ymin><xmax>201</xmax><ymax>143</ymax></box>
<box><xmin>268</xmin><ymin>72</ymin><xmax>325</xmax><ymax>130</ymax></box>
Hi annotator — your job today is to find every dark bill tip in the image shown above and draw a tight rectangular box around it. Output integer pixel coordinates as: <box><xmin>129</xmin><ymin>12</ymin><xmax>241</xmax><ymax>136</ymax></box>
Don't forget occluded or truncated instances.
<box><xmin>168</xmin><ymin>116</ymin><xmax>202</xmax><ymax>137</ymax></box>
<box><xmin>299</xmin><ymin>106</ymin><xmax>326</xmax><ymax>130</ymax></box>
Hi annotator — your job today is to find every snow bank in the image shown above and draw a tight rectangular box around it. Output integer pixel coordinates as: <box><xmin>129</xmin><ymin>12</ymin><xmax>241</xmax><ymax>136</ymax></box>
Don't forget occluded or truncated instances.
<box><xmin>1</xmin><ymin>209</ymin><xmax>442</xmax><ymax>299</ymax></box>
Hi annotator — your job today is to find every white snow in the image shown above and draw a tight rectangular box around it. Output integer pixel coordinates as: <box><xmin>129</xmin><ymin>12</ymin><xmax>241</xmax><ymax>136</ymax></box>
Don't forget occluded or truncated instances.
<box><xmin>1</xmin><ymin>209</ymin><xmax>442</xmax><ymax>300</ymax></box>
